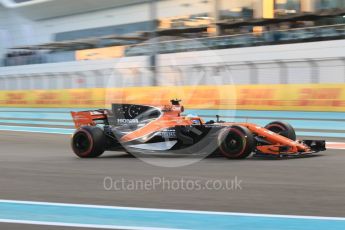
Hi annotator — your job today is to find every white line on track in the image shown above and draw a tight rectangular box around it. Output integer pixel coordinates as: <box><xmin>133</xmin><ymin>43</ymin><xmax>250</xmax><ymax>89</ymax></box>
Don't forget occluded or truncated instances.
<box><xmin>0</xmin><ymin>199</ymin><xmax>345</xmax><ymax>221</ymax></box>
<box><xmin>0</xmin><ymin>219</ymin><xmax>180</xmax><ymax>230</ymax></box>
<box><xmin>326</xmin><ymin>142</ymin><xmax>345</xmax><ymax>150</ymax></box>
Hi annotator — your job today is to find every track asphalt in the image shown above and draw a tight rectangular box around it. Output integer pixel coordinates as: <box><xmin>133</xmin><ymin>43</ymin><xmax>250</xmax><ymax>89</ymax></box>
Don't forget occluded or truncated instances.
<box><xmin>0</xmin><ymin>131</ymin><xmax>344</xmax><ymax>229</ymax></box>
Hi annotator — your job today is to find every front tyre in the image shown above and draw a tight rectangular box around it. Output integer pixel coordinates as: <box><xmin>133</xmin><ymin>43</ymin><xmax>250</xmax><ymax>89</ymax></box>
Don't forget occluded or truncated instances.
<box><xmin>72</xmin><ymin>126</ymin><xmax>105</xmax><ymax>158</ymax></box>
<box><xmin>265</xmin><ymin>121</ymin><xmax>296</xmax><ymax>141</ymax></box>
<box><xmin>217</xmin><ymin>125</ymin><xmax>255</xmax><ymax>159</ymax></box>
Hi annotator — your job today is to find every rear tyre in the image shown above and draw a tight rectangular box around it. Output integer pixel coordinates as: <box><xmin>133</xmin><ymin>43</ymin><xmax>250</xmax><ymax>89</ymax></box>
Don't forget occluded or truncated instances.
<box><xmin>218</xmin><ymin>125</ymin><xmax>255</xmax><ymax>159</ymax></box>
<box><xmin>72</xmin><ymin>126</ymin><xmax>105</xmax><ymax>158</ymax></box>
<box><xmin>265</xmin><ymin>121</ymin><xmax>296</xmax><ymax>141</ymax></box>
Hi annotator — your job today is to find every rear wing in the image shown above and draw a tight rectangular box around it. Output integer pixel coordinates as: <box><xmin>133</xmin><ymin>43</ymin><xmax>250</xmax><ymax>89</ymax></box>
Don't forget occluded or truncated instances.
<box><xmin>71</xmin><ymin>109</ymin><xmax>109</xmax><ymax>128</ymax></box>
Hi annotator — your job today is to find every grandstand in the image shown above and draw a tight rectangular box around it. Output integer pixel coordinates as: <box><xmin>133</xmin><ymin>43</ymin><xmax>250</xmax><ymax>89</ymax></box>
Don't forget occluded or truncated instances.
<box><xmin>1</xmin><ymin>0</ymin><xmax>345</xmax><ymax>66</ymax></box>
<box><xmin>0</xmin><ymin>0</ymin><xmax>344</xmax><ymax>94</ymax></box>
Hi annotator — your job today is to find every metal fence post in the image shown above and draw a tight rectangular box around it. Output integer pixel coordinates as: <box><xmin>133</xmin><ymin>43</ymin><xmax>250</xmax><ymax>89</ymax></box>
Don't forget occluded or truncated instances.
<box><xmin>245</xmin><ymin>61</ymin><xmax>258</xmax><ymax>84</ymax></box>
<box><xmin>275</xmin><ymin>60</ymin><xmax>288</xmax><ymax>84</ymax></box>
<box><xmin>306</xmin><ymin>58</ymin><xmax>319</xmax><ymax>83</ymax></box>
<box><xmin>149</xmin><ymin>0</ymin><xmax>158</xmax><ymax>86</ymax></box>
<box><xmin>342</xmin><ymin>57</ymin><xmax>345</xmax><ymax>83</ymax></box>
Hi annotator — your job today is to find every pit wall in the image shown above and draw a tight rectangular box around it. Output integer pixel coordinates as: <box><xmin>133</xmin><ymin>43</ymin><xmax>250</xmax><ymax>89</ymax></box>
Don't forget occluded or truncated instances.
<box><xmin>1</xmin><ymin>83</ymin><xmax>344</xmax><ymax>112</ymax></box>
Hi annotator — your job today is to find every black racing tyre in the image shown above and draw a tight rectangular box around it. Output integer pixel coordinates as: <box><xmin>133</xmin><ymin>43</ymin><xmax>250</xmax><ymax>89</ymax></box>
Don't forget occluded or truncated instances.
<box><xmin>264</xmin><ymin>121</ymin><xmax>296</xmax><ymax>141</ymax></box>
<box><xmin>218</xmin><ymin>125</ymin><xmax>255</xmax><ymax>159</ymax></box>
<box><xmin>71</xmin><ymin>126</ymin><xmax>105</xmax><ymax>158</ymax></box>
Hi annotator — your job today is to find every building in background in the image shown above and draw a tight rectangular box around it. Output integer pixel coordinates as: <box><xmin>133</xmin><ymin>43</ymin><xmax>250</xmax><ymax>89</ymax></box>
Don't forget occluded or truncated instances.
<box><xmin>0</xmin><ymin>0</ymin><xmax>344</xmax><ymax>65</ymax></box>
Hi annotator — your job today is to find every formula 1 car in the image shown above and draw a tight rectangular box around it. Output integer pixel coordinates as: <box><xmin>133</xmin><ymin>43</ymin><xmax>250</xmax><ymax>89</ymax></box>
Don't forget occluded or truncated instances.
<box><xmin>70</xmin><ymin>100</ymin><xmax>326</xmax><ymax>159</ymax></box>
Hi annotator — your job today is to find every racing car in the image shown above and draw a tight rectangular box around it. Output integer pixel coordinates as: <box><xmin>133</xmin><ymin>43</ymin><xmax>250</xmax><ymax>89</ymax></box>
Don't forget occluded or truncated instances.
<box><xmin>70</xmin><ymin>100</ymin><xmax>326</xmax><ymax>159</ymax></box>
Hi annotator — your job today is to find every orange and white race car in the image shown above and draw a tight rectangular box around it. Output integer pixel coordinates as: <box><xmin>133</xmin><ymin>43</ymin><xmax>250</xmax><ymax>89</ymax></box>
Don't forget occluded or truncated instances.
<box><xmin>71</xmin><ymin>100</ymin><xmax>326</xmax><ymax>159</ymax></box>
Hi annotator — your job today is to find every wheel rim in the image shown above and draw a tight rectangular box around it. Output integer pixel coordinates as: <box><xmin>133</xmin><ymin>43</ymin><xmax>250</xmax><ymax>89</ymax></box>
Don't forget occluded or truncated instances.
<box><xmin>220</xmin><ymin>129</ymin><xmax>245</xmax><ymax>156</ymax></box>
<box><xmin>73</xmin><ymin>132</ymin><xmax>91</xmax><ymax>154</ymax></box>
